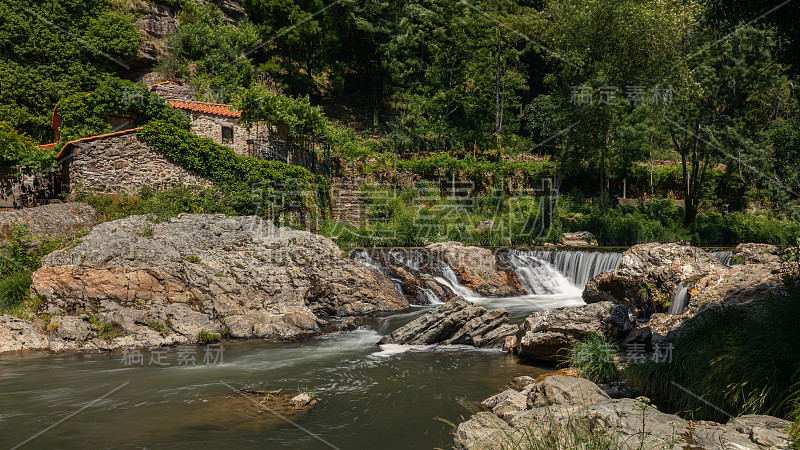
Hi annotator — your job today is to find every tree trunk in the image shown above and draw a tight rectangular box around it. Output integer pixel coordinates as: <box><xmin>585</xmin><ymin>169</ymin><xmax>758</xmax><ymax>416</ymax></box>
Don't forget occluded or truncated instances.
<box><xmin>495</xmin><ymin>27</ymin><xmax>502</xmax><ymax>150</ymax></box>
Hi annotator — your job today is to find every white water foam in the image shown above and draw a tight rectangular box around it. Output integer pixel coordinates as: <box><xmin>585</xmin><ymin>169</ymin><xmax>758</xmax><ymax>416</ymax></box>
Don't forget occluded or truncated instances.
<box><xmin>506</xmin><ymin>252</ymin><xmax>583</xmax><ymax>296</ymax></box>
<box><xmin>668</xmin><ymin>282</ymin><xmax>689</xmax><ymax>315</ymax></box>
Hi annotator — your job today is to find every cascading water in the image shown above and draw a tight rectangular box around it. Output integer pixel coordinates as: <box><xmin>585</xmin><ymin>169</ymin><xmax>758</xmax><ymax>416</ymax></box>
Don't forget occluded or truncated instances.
<box><xmin>352</xmin><ymin>248</ymin><xmax>624</xmax><ymax>301</ymax></box>
<box><xmin>432</xmin><ymin>261</ymin><xmax>480</xmax><ymax>299</ymax></box>
<box><xmin>351</xmin><ymin>249</ymin><xmax>385</xmax><ymax>273</ymax></box>
<box><xmin>350</xmin><ymin>249</ymin><xmax>405</xmax><ymax>297</ymax></box>
<box><xmin>668</xmin><ymin>282</ymin><xmax>689</xmax><ymax>314</ymax></box>
<box><xmin>505</xmin><ymin>252</ymin><xmax>582</xmax><ymax>296</ymax></box>
<box><xmin>710</xmin><ymin>251</ymin><xmax>733</xmax><ymax>266</ymax></box>
<box><xmin>516</xmin><ymin>250</ymin><xmax>622</xmax><ymax>288</ymax></box>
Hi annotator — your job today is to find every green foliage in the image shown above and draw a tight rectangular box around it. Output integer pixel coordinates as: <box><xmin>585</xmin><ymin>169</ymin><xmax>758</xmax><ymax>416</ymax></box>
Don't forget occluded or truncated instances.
<box><xmin>137</xmin><ymin>223</ymin><xmax>154</xmax><ymax>238</ymax></box>
<box><xmin>197</xmin><ymin>330</ymin><xmax>221</xmax><ymax>345</ymax></box>
<box><xmin>137</xmin><ymin>121</ymin><xmax>325</xmax><ymax>223</ymax></box>
<box><xmin>322</xmin><ymin>184</ymin><xmax>553</xmax><ymax>248</ymax></box>
<box><xmin>0</xmin><ymin>0</ymin><xmax>142</xmax><ymax>141</ymax></box>
<box><xmin>57</xmin><ymin>78</ymin><xmax>190</xmax><ymax>142</ymax></box>
<box><xmin>237</xmin><ymin>85</ymin><xmax>327</xmax><ymax>135</ymax></box>
<box><xmin>158</xmin><ymin>2</ymin><xmax>259</xmax><ymax>100</ymax></box>
<box><xmin>147</xmin><ymin>321</ymin><xmax>168</xmax><ymax>333</ymax></box>
<box><xmin>185</xmin><ymin>254</ymin><xmax>200</xmax><ymax>264</ymax></box>
<box><xmin>626</xmin><ymin>267</ymin><xmax>800</xmax><ymax>422</ymax></box>
<box><xmin>560</xmin><ymin>197</ymin><xmax>800</xmax><ymax>246</ymax></box>
<box><xmin>89</xmin><ymin>316</ymin><xmax>117</xmax><ymax>341</ymax></box>
<box><xmin>83</xmin><ymin>185</ymin><xmax>246</xmax><ymax>223</ymax></box>
<box><xmin>0</xmin><ymin>271</ymin><xmax>33</xmax><ymax>316</ymax></box>
<box><xmin>0</xmin><ymin>122</ymin><xmax>56</xmax><ymax>170</ymax></box>
<box><xmin>566</xmin><ymin>333</ymin><xmax>621</xmax><ymax>384</ymax></box>
<box><xmin>0</xmin><ymin>224</ymin><xmax>45</xmax><ymax>276</ymax></box>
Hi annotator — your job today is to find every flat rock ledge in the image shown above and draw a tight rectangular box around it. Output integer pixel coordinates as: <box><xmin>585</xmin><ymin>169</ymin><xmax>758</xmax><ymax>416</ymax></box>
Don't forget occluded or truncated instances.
<box><xmin>2</xmin><ymin>214</ymin><xmax>409</xmax><ymax>354</ymax></box>
<box><xmin>379</xmin><ymin>298</ymin><xmax>518</xmax><ymax>348</ymax></box>
<box><xmin>455</xmin><ymin>375</ymin><xmax>795</xmax><ymax>449</ymax></box>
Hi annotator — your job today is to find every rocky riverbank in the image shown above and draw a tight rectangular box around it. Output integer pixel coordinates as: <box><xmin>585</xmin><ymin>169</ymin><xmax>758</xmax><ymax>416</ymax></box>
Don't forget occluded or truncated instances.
<box><xmin>455</xmin><ymin>374</ymin><xmax>795</xmax><ymax>449</ymax></box>
<box><xmin>1</xmin><ymin>214</ymin><xmax>409</xmax><ymax>353</ymax></box>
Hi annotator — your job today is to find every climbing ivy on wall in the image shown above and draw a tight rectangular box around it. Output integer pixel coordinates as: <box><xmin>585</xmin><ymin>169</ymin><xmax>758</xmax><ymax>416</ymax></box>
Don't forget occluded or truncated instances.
<box><xmin>137</xmin><ymin>120</ymin><xmax>329</xmax><ymax>222</ymax></box>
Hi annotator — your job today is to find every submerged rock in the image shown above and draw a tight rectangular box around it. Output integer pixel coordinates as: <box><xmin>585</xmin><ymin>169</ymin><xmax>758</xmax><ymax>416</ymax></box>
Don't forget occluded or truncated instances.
<box><xmin>515</xmin><ymin>301</ymin><xmax>634</xmax><ymax>361</ymax></box>
<box><xmin>379</xmin><ymin>297</ymin><xmax>517</xmax><ymax>348</ymax></box>
<box><xmin>19</xmin><ymin>214</ymin><xmax>408</xmax><ymax>352</ymax></box>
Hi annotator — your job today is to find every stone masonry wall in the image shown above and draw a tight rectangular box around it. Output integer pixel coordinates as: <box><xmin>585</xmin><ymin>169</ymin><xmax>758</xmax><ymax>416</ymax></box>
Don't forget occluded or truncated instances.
<box><xmin>188</xmin><ymin>112</ymin><xmax>269</xmax><ymax>156</ymax></box>
<box><xmin>150</xmin><ymin>82</ymin><xmax>191</xmax><ymax>101</ymax></box>
<box><xmin>331</xmin><ymin>176</ymin><xmax>367</xmax><ymax>227</ymax></box>
<box><xmin>66</xmin><ymin>133</ymin><xmax>212</xmax><ymax>195</ymax></box>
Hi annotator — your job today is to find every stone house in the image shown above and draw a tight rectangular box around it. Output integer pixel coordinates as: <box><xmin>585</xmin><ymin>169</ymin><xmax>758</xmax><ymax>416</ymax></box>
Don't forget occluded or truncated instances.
<box><xmin>149</xmin><ymin>80</ymin><xmax>269</xmax><ymax>155</ymax></box>
<box><xmin>56</xmin><ymin>129</ymin><xmax>211</xmax><ymax>195</ymax></box>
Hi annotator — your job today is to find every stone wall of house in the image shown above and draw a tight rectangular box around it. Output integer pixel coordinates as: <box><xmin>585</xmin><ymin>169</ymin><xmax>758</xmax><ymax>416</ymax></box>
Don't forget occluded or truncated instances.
<box><xmin>188</xmin><ymin>112</ymin><xmax>269</xmax><ymax>156</ymax></box>
<box><xmin>65</xmin><ymin>133</ymin><xmax>212</xmax><ymax>195</ymax></box>
<box><xmin>0</xmin><ymin>167</ymin><xmax>60</xmax><ymax>208</ymax></box>
<box><xmin>150</xmin><ymin>83</ymin><xmax>192</xmax><ymax>101</ymax></box>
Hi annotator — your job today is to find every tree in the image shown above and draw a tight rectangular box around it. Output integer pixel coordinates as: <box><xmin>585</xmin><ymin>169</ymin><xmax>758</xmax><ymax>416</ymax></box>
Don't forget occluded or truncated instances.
<box><xmin>0</xmin><ymin>0</ymin><xmax>141</xmax><ymax>141</ymax></box>
<box><xmin>528</xmin><ymin>0</ymin><xmax>700</xmax><ymax>195</ymax></box>
<box><xmin>661</xmin><ymin>27</ymin><xmax>795</xmax><ymax>224</ymax></box>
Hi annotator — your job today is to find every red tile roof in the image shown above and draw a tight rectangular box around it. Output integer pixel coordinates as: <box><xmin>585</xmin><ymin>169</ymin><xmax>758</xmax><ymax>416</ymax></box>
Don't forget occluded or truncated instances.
<box><xmin>166</xmin><ymin>99</ymin><xmax>241</xmax><ymax>118</ymax></box>
<box><xmin>40</xmin><ymin>142</ymin><xmax>58</xmax><ymax>150</ymax></box>
<box><xmin>148</xmin><ymin>79</ymin><xmax>183</xmax><ymax>90</ymax></box>
<box><xmin>56</xmin><ymin>128</ymin><xmax>142</xmax><ymax>160</ymax></box>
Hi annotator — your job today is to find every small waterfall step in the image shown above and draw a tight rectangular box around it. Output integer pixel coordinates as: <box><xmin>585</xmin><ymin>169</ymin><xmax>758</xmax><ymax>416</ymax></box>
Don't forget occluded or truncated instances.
<box><xmin>668</xmin><ymin>282</ymin><xmax>689</xmax><ymax>314</ymax></box>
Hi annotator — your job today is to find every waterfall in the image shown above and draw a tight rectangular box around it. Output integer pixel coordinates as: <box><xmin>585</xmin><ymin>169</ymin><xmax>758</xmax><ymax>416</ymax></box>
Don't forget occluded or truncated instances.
<box><xmin>351</xmin><ymin>249</ymin><xmax>384</xmax><ymax>273</ymax></box>
<box><xmin>432</xmin><ymin>262</ymin><xmax>480</xmax><ymax>299</ymax></box>
<box><xmin>710</xmin><ymin>251</ymin><xmax>733</xmax><ymax>266</ymax></box>
<box><xmin>352</xmin><ymin>247</ymin><xmax>622</xmax><ymax>302</ymax></box>
<box><xmin>510</xmin><ymin>250</ymin><xmax>622</xmax><ymax>288</ymax></box>
<box><xmin>506</xmin><ymin>252</ymin><xmax>583</xmax><ymax>296</ymax></box>
<box><xmin>668</xmin><ymin>282</ymin><xmax>689</xmax><ymax>314</ymax></box>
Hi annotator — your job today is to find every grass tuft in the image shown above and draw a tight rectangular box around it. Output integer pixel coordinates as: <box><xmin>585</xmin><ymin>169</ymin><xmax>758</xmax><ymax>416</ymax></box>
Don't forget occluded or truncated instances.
<box><xmin>566</xmin><ymin>333</ymin><xmax>621</xmax><ymax>384</ymax></box>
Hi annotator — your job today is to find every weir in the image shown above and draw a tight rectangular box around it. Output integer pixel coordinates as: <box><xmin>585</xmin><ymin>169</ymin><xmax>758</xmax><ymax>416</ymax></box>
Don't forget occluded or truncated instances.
<box><xmin>351</xmin><ymin>248</ymin><xmax>623</xmax><ymax>299</ymax></box>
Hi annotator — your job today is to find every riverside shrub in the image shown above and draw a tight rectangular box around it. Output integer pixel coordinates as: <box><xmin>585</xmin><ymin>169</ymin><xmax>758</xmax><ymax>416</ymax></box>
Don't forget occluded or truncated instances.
<box><xmin>625</xmin><ymin>265</ymin><xmax>800</xmax><ymax>422</ymax></box>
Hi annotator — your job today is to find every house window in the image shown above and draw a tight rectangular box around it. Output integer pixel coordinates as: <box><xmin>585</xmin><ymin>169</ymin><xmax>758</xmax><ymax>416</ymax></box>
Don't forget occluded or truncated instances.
<box><xmin>222</xmin><ymin>126</ymin><xmax>234</xmax><ymax>144</ymax></box>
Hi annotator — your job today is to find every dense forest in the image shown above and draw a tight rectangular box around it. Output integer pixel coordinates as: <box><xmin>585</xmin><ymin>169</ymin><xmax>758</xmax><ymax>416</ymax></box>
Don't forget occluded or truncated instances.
<box><xmin>1</xmin><ymin>0</ymin><xmax>799</xmax><ymax>245</ymax></box>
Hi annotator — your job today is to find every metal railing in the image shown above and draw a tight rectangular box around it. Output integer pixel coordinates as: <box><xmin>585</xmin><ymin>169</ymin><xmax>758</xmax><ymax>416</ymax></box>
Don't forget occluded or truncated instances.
<box><xmin>247</xmin><ymin>134</ymin><xmax>332</xmax><ymax>176</ymax></box>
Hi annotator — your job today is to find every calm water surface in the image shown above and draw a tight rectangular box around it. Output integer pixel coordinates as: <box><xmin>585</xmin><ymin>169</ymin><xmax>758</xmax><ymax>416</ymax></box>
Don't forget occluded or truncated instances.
<box><xmin>0</xmin><ymin>308</ymin><xmax>556</xmax><ymax>449</ymax></box>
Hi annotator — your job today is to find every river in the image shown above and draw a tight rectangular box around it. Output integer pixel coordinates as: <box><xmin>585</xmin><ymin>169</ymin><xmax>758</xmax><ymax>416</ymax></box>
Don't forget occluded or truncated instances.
<box><xmin>1</xmin><ymin>248</ymin><xmax>632</xmax><ymax>449</ymax></box>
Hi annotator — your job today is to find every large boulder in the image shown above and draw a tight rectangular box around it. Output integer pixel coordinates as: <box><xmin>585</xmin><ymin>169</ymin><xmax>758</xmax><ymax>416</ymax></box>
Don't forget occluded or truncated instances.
<box><xmin>425</xmin><ymin>242</ymin><xmax>525</xmax><ymax>297</ymax></box>
<box><xmin>732</xmin><ymin>243</ymin><xmax>782</xmax><ymax>266</ymax></box>
<box><xmin>379</xmin><ymin>298</ymin><xmax>518</xmax><ymax>348</ymax></box>
<box><xmin>688</xmin><ymin>263</ymin><xmax>782</xmax><ymax>312</ymax></box>
<box><xmin>583</xmin><ymin>243</ymin><xmax>726</xmax><ymax>317</ymax></box>
<box><xmin>453</xmin><ymin>412</ymin><xmax>514</xmax><ymax>449</ymax></box>
<box><xmin>526</xmin><ymin>375</ymin><xmax>609</xmax><ymax>409</ymax></box>
<box><xmin>516</xmin><ymin>301</ymin><xmax>634</xmax><ymax>361</ymax></box>
<box><xmin>29</xmin><ymin>214</ymin><xmax>408</xmax><ymax>351</ymax></box>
